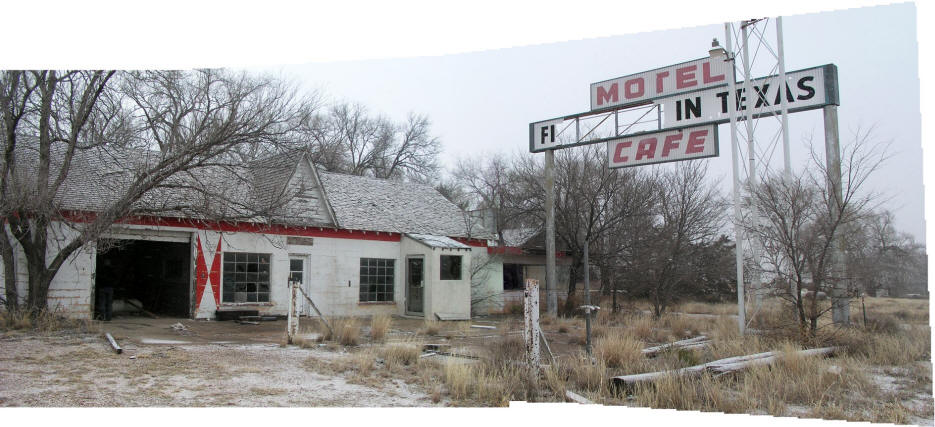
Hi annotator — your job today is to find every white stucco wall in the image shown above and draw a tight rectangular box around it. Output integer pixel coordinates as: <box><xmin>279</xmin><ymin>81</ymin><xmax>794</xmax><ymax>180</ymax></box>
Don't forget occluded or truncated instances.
<box><xmin>0</xmin><ymin>222</ymin><xmax>96</xmax><ymax>319</ymax></box>
<box><xmin>469</xmin><ymin>247</ymin><xmax>504</xmax><ymax>315</ymax></box>
<box><xmin>1</xmin><ymin>221</ymin><xmax>479</xmax><ymax>321</ymax></box>
<box><xmin>424</xmin><ymin>247</ymin><xmax>472</xmax><ymax>320</ymax></box>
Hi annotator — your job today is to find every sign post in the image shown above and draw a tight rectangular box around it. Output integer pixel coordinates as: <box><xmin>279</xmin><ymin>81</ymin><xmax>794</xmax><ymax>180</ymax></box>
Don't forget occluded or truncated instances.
<box><xmin>529</xmin><ymin>22</ymin><xmax>841</xmax><ymax>340</ymax></box>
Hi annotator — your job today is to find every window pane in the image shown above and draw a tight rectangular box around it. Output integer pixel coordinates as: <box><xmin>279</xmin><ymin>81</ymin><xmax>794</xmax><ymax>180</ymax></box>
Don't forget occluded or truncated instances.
<box><xmin>441</xmin><ymin>255</ymin><xmax>462</xmax><ymax>280</ymax></box>
<box><xmin>290</xmin><ymin>259</ymin><xmax>302</xmax><ymax>272</ymax></box>
<box><xmin>224</xmin><ymin>253</ymin><xmax>234</xmax><ymax>262</ymax></box>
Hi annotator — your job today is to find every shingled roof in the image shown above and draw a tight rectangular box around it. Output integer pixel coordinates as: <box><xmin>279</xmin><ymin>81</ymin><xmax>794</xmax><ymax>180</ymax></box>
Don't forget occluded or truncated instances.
<box><xmin>317</xmin><ymin>171</ymin><xmax>484</xmax><ymax>238</ymax></box>
<box><xmin>4</xmin><ymin>141</ymin><xmax>490</xmax><ymax>239</ymax></box>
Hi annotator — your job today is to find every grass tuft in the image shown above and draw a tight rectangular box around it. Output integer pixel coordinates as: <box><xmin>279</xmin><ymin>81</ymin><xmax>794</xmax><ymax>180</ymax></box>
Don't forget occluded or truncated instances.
<box><xmin>370</xmin><ymin>314</ymin><xmax>392</xmax><ymax>342</ymax></box>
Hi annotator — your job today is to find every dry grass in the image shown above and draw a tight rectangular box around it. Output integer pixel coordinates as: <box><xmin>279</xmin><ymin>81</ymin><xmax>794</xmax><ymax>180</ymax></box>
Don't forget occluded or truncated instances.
<box><xmin>594</xmin><ymin>331</ymin><xmax>644</xmax><ymax>370</ymax></box>
<box><xmin>0</xmin><ymin>307</ymin><xmax>99</xmax><ymax>334</ymax></box>
<box><xmin>370</xmin><ymin>314</ymin><xmax>392</xmax><ymax>342</ymax></box>
<box><xmin>857</xmin><ymin>297</ymin><xmax>929</xmax><ymax>324</ymax></box>
<box><xmin>380</xmin><ymin>341</ymin><xmax>422</xmax><ymax>367</ymax></box>
<box><xmin>421</xmin><ymin>319</ymin><xmax>441</xmax><ymax>336</ymax></box>
<box><xmin>319</xmin><ymin>317</ymin><xmax>361</xmax><ymax>346</ymax></box>
<box><xmin>676</xmin><ymin>301</ymin><xmax>739</xmax><ymax>316</ymax></box>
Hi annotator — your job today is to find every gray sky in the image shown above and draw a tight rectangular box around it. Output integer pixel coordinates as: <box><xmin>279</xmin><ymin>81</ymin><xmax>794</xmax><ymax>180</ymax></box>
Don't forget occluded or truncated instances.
<box><xmin>262</xmin><ymin>3</ymin><xmax>924</xmax><ymax>242</ymax></box>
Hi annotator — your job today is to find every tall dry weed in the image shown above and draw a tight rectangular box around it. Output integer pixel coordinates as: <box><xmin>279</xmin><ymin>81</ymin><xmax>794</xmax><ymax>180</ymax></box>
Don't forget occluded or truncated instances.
<box><xmin>370</xmin><ymin>314</ymin><xmax>392</xmax><ymax>342</ymax></box>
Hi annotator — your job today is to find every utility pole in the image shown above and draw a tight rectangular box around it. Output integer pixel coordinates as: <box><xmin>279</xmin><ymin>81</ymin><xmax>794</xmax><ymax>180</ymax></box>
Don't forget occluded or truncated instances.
<box><xmin>824</xmin><ymin>105</ymin><xmax>850</xmax><ymax>325</ymax></box>
<box><xmin>545</xmin><ymin>149</ymin><xmax>558</xmax><ymax>317</ymax></box>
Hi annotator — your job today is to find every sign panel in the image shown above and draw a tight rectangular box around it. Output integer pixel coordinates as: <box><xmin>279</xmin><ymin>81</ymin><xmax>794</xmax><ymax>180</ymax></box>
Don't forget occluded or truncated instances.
<box><xmin>590</xmin><ymin>57</ymin><xmax>731</xmax><ymax>111</ymax></box>
<box><xmin>607</xmin><ymin>124</ymin><xmax>718</xmax><ymax>168</ymax></box>
<box><xmin>659</xmin><ymin>64</ymin><xmax>838</xmax><ymax>127</ymax></box>
<box><xmin>529</xmin><ymin>118</ymin><xmax>566</xmax><ymax>152</ymax></box>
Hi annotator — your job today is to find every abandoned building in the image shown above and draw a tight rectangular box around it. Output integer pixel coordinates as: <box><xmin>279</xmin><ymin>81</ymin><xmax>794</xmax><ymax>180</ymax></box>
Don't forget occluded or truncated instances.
<box><xmin>1</xmin><ymin>148</ymin><xmax>503</xmax><ymax>320</ymax></box>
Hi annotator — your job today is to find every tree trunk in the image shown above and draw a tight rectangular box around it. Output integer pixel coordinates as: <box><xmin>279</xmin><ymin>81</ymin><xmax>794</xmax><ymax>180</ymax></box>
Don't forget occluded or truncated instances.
<box><xmin>564</xmin><ymin>257</ymin><xmax>579</xmax><ymax>314</ymax></box>
<box><xmin>0</xmin><ymin>227</ymin><xmax>17</xmax><ymax>310</ymax></box>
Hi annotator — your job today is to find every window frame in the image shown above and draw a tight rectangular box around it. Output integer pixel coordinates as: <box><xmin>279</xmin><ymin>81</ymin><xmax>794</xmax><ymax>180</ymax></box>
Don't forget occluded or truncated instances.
<box><xmin>440</xmin><ymin>255</ymin><xmax>463</xmax><ymax>281</ymax></box>
<box><xmin>221</xmin><ymin>252</ymin><xmax>272</xmax><ymax>304</ymax></box>
<box><xmin>359</xmin><ymin>257</ymin><xmax>396</xmax><ymax>303</ymax></box>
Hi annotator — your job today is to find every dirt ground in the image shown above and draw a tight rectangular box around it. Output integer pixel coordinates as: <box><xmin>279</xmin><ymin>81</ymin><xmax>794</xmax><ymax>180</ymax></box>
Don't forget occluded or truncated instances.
<box><xmin>1</xmin><ymin>304</ymin><xmax>932</xmax><ymax>420</ymax></box>
<box><xmin>0</xmin><ymin>317</ymin><xmax>441</xmax><ymax>407</ymax></box>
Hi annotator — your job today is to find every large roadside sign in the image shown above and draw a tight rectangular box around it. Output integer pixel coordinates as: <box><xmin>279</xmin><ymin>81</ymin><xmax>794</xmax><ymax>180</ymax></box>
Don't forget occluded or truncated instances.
<box><xmin>590</xmin><ymin>57</ymin><xmax>732</xmax><ymax>111</ymax></box>
<box><xmin>607</xmin><ymin>124</ymin><xmax>718</xmax><ymax>168</ymax></box>
<box><xmin>658</xmin><ymin>64</ymin><xmax>839</xmax><ymax>127</ymax></box>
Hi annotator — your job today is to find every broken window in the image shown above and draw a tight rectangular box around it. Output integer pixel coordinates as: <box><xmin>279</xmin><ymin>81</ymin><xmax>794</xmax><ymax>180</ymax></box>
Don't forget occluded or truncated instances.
<box><xmin>359</xmin><ymin>258</ymin><xmax>394</xmax><ymax>302</ymax></box>
<box><xmin>440</xmin><ymin>255</ymin><xmax>462</xmax><ymax>280</ymax></box>
<box><xmin>222</xmin><ymin>252</ymin><xmax>271</xmax><ymax>303</ymax></box>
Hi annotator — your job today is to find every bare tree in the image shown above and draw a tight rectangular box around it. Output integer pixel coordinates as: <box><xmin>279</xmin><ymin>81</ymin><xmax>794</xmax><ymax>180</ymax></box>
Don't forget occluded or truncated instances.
<box><xmin>748</xmin><ymin>131</ymin><xmax>887</xmax><ymax>335</ymax></box>
<box><xmin>453</xmin><ymin>153</ymin><xmax>525</xmax><ymax>244</ymax></box>
<box><xmin>625</xmin><ymin>161</ymin><xmax>726</xmax><ymax>317</ymax></box>
<box><xmin>0</xmin><ymin>69</ymin><xmax>317</xmax><ymax>312</ymax></box>
<box><xmin>305</xmin><ymin>102</ymin><xmax>441</xmax><ymax>181</ymax></box>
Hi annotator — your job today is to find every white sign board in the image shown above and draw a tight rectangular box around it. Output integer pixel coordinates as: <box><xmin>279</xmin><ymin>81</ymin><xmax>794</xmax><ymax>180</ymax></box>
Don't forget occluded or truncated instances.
<box><xmin>590</xmin><ymin>57</ymin><xmax>731</xmax><ymax>111</ymax></box>
<box><xmin>529</xmin><ymin>118</ymin><xmax>566</xmax><ymax>151</ymax></box>
<box><xmin>607</xmin><ymin>124</ymin><xmax>718</xmax><ymax>168</ymax></box>
<box><xmin>659</xmin><ymin>64</ymin><xmax>838</xmax><ymax>127</ymax></box>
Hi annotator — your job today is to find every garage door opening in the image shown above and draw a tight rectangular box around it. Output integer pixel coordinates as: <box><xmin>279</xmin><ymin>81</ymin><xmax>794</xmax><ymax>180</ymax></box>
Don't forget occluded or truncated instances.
<box><xmin>95</xmin><ymin>239</ymin><xmax>191</xmax><ymax>318</ymax></box>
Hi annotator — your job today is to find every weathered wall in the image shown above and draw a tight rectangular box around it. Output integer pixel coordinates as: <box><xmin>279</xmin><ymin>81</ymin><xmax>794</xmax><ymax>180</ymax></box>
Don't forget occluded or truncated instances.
<box><xmin>469</xmin><ymin>247</ymin><xmax>504</xmax><ymax>315</ymax></box>
<box><xmin>1</xmin><ymin>221</ymin><xmax>481</xmax><ymax>320</ymax></box>
<box><xmin>0</xmin><ymin>222</ymin><xmax>96</xmax><ymax>319</ymax></box>
<box><xmin>424</xmin><ymin>247</ymin><xmax>472</xmax><ymax>320</ymax></box>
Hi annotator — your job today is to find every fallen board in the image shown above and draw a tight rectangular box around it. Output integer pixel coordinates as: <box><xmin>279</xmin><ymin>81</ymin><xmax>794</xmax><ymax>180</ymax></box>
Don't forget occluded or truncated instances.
<box><xmin>642</xmin><ymin>336</ymin><xmax>710</xmax><ymax>357</ymax></box>
<box><xmin>613</xmin><ymin>347</ymin><xmax>840</xmax><ymax>387</ymax></box>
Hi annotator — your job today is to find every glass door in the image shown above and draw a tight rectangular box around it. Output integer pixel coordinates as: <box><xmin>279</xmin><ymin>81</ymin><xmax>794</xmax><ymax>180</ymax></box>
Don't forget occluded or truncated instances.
<box><xmin>406</xmin><ymin>257</ymin><xmax>424</xmax><ymax>315</ymax></box>
<box><xmin>289</xmin><ymin>256</ymin><xmax>307</xmax><ymax>315</ymax></box>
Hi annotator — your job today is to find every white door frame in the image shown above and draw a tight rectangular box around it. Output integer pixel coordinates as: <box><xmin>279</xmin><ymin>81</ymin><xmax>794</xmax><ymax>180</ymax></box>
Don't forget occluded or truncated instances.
<box><xmin>288</xmin><ymin>254</ymin><xmax>310</xmax><ymax>316</ymax></box>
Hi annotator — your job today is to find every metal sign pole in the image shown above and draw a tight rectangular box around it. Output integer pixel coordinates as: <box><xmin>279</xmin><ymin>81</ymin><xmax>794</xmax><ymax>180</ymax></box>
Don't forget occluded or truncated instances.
<box><xmin>725</xmin><ymin>23</ymin><xmax>746</xmax><ymax>335</ymax></box>
<box><xmin>776</xmin><ymin>17</ymin><xmax>792</xmax><ymax>176</ymax></box>
<box><xmin>741</xmin><ymin>20</ymin><xmax>764</xmax><ymax>313</ymax></box>
<box><xmin>583</xmin><ymin>239</ymin><xmax>592</xmax><ymax>356</ymax></box>
<box><xmin>545</xmin><ymin>149</ymin><xmax>558</xmax><ymax>317</ymax></box>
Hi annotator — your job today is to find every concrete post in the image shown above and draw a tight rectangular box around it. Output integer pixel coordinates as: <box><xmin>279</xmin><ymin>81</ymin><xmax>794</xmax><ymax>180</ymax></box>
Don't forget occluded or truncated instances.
<box><xmin>824</xmin><ymin>106</ymin><xmax>850</xmax><ymax>325</ymax></box>
<box><xmin>544</xmin><ymin>150</ymin><xmax>558</xmax><ymax>317</ymax></box>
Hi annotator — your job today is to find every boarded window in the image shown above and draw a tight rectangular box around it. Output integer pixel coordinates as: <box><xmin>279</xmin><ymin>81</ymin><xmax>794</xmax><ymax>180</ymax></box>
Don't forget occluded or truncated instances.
<box><xmin>440</xmin><ymin>255</ymin><xmax>462</xmax><ymax>280</ymax></box>
<box><xmin>360</xmin><ymin>258</ymin><xmax>394</xmax><ymax>302</ymax></box>
<box><xmin>222</xmin><ymin>252</ymin><xmax>271</xmax><ymax>303</ymax></box>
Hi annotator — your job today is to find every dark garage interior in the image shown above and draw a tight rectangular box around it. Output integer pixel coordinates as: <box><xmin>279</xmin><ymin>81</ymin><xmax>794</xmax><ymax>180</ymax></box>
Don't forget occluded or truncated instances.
<box><xmin>95</xmin><ymin>239</ymin><xmax>191</xmax><ymax>318</ymax></box>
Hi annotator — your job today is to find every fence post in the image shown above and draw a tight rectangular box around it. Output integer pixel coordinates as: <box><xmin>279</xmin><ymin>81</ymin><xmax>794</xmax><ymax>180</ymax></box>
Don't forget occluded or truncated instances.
<box><xmin>287</xmin><ymin>280</ymin><xmax>298</xmax><ymax>344</ymax></box>
<box><xmin>524</xmin><ymin>279</ymin><xmax>541</xmax><ymax>378</ymax></box>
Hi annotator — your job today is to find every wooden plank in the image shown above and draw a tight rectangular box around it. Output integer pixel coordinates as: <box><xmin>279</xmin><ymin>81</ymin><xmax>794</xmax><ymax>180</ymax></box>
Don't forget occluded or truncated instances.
<box><xmin>104</xmin><ymin>333</ymin><xmax>122</xmax><ymax>354</ymax></box>
<box><xmin>613</xmin><ymin>347</ymin><xmax>840</xmax><ymax>387</ymax></box>
<box><xmin>565</xmin><ymin>390</ymin><xmax>594</xmax><ymax>404</ymax></box>
<box><xmin>641</xmin><ymin>336</ymin><xmax>709</xmax><ymax>356</ymax></box>
<box><xmin>296</xmin><ymin>285</ymin><xmax>334</xmax><ymax>337</ymax></box>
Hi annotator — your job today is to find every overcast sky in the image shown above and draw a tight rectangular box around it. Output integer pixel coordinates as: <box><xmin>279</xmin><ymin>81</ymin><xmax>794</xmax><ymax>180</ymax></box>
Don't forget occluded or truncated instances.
<box><xmin>258</xmin><ymin>3</ymin><xmax>924</xmax><ymax>242</ymax></box>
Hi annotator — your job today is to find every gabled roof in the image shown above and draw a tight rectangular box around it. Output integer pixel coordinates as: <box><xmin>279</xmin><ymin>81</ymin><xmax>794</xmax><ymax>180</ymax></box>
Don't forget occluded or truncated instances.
<box><xmin>317</xmin><ymin>171</ymin><xmax>482</xmax><ymax>238</ymax></box>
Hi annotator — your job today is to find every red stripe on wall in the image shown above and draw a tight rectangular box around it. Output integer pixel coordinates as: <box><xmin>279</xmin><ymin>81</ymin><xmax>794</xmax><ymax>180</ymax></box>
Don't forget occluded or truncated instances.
<box><xmin>60</xmin><ymin>211</ymin><xmax>403</xmax><ymax>242</ymax></box>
